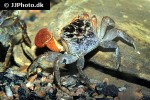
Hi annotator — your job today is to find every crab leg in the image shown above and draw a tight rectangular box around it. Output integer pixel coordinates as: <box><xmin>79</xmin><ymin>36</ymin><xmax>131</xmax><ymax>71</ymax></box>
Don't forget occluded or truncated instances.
<box><xmin>54</xmin><ymin>54</ymin><xmax>78</xmax><ymax>95</ymax></box>
<box><xmin>76</xmin><ymin>56</ymin><xmax>94</xmax><ymax>90</ymax></box>
<box><xmin>90</xmin><ymin>15</ymin><xmax>97</xmax><ymax>32</ymax></box>
<box><xmin>27</xmin><ymin>51</ymin><xmax>62</xmax><ymax>77</ymax></box>
<box><xmin>81</xmin><ymin>13</ymin><xmax>89</xmax><ymax>20</ymax></box>
<box><xmin>3</xmin><ymin>43</ymin><xmax>14</xmax><ymax>71</ymax></box>
<box><xmin>100</xmin><ymin>41</ymin><xmax>120</xmax><ymax>69</ymax></box>
<box><xmin>102</xmin><ymin>28</ymin><xmax>137</xmax><ymax>51</ymax></box>
<box><xmin>19</xmin><ymin>20</ymin><xmax>31</xmax><ymax>48</ymax></box>
<box><xmin>110</xmin><ymin>28</ymin><xmax>136</xmax><ymax>51</ymax></box>
<box><xmin>98</xmin><ymin>16</ymin><xmax>115</xmax><ymax>40</ymax></box>
<box><xmin>100</xmin><ymin>28</ymin><xmax>137</xmax><ymax>69</ymax></box>
<box><xmin>27</xmin><ymin>55</ymin><xmax>44</xmax><ymax>77</ymax></box>
<box><xmin>54</xmin><ymin>54</ymin><xmax>94</xmax><ymax>94</ymax></box>
<box><xmin>71</xmin><ymin>13</ymin><xmax>90</xmax><ymax>23</ymax></box>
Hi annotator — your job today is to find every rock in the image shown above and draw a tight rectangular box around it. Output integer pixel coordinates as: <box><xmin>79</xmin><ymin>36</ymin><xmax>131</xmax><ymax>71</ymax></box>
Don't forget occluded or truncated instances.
<box><xmin>114</xmin><ymin>85</ymin><xmax>143</xmax><ymax>100</ymax></box>
<box><xmin>14</xmin><ymin>0</ymin><xmax>150</xmax><ymax>82</ymax></box>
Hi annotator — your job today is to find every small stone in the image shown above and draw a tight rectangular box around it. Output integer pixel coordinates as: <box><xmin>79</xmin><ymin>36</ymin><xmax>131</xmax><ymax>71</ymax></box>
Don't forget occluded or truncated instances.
<box><xmin>73</xmin><ymin>86</ymin><xmax>85</xmax><ymax>97</ymax></box>
<box><xmin>27</xmin><ymin>92</ymin><xmax>44</xmax><ymax>100</ymax></box>
<box><xmin>95</xmin><ymin>83</ymin><xmax>119</xmax><ymax>97</ymax></box>
<box><xmin>36</xmin><ymin>90</ymin><xmax>46</xmax><ymax>98</ymax></box>
<box><xmin>95</xmin><ymin>83</ymin><xmax>105</xmax><ymax>94</ymax></box>
<box><xmin>47</xmin><ymin>87</ymin><xmax>57</xmax><ymax>99</ymax></box>
<box><xmin>62</xmin><ymin>75</ymin><xmax>77</xmax><ymax>88</ymax></box>
<box><xmin>101</xmin><ymin>85</ymin><xmax>119</xmax><ymax>97</ymax></box>
<box><xmin>18</xmin><ymin>87</ymin><xmax>27</xmax><ymax>100</ymax></box>
<box><xmin>5</xmin><ymin>85</ymin><xmax>13</xmax><ymax>97</ymax></box>
<box><xmin>114</xmin><ymin>85</ymin><xmax>143</xmax><ymax>100</ymax></box>
<box><xmin>0</xmin><ymin>91</ymin><xmax>6</xmax><ymax>96</ymax></box>
<box><xmin>11</xmin><ymin>85</ymin><xmax>20</xmax><ymax>94</ymax></box>
<box><xmin>26</xmin><ymin>82</ymin><xmax>34</xmax><ymax>90</ymax></box>
<box><xmin>19</xmin><ymin>65</ymin><xmax>29</xmax><ymax>73</ymax></box>
<box><xmin>27</xmin><ymin>74</ymin><xmax>37</xmax><ymax>82</ymax></box>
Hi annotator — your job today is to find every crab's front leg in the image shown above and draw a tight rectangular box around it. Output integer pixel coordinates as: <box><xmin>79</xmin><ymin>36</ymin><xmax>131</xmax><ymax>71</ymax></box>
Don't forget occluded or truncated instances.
<box><xmin>54</xmin><ymin>54</ymin><xmax>94</xmax><ymax>95</ymax></box>
<box><xmin>76</xmin><ymin>56</ymin><xmax>94</xmax><ymax>91</ymax></box>
<box><xmin>54</xmin><ymin>54</ymin><xmax>78</xmax><ymax>94</ymax></box>
<box><xmin>27</xmin><ymin>51</ymin><xmax>62</xmax><ymax>77</ymax></box>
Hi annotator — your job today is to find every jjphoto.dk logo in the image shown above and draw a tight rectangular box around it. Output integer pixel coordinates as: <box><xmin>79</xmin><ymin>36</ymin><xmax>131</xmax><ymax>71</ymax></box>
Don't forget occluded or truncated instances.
<box><xmin>3</xmin><ymin>2</ymin><xmax>44</xmax><ymax>8</ymax></box>
<box><xmin>1</xmin><ymin>0</ymin><xmax>50</xmax><ymax>10</ymax></box>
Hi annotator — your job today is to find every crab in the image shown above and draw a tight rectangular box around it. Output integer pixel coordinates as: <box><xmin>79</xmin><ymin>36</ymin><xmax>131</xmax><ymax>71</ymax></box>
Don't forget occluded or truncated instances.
<box><xmin>0</xmin><ymin>10</ymin><xmax>31</xmax><ymax>71</ymax></box>
<box><xmin>27</xmin><ymin>13</ymin><xmax>136</xmax><ymax>94</ymax></box>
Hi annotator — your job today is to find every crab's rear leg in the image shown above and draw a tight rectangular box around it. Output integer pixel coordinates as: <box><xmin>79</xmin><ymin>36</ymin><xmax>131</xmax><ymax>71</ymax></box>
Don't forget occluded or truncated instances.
<box><xmin>99</xmin><ymin>16</ymin><xmax>136</xmax><ymax>51</ymax></box>
<box><xmin>103</xmin><ymin>28</ymin><xmax>137</xmax><ymax>51</ymax></box>
<box><xmin>100</xmin><ymin>40</ymin><xmax>120</xmax><ymax>69</ymax></box>
<box><xmin>100</xmin><ymin>28</ymin><xmax>137</xmax><ymax>69</ymax></box>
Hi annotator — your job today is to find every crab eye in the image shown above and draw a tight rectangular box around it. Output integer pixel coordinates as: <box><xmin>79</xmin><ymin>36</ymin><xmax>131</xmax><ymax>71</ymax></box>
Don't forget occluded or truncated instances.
<box><xmin>85</xmin><ymin>22</ymin><xmax>90</xmax><ymax>27</ymax></box>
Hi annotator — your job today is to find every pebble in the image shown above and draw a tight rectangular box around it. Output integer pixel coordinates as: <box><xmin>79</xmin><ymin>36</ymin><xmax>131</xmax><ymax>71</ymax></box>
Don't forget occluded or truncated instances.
<box><xmin>5</xmin><ymin>85</ymin><xmax>13</xmax><ymax>97</ymax></box>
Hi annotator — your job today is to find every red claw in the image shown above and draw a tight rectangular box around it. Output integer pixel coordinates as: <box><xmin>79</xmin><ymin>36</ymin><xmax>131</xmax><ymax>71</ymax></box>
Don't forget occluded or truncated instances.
<box><xmin>35</xmin><ymin>28</ymin><xmax>64</xmax><ymax>52</ymax></box>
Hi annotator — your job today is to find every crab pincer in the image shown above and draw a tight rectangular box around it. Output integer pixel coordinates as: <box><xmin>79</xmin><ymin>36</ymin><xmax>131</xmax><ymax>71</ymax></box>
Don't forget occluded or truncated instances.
<box><xmin>35</xmin><ymin>28</ymin><xmax>64</xmax><ymax>52</ymax></box>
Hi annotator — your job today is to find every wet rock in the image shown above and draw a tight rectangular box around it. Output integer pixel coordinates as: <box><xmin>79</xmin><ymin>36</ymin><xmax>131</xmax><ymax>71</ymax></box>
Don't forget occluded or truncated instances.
<box><xmin>0</xmin><ymin>91</ymin><xmax>6</xmax><ymax>97</ymax></box>
<box><xmin>73</xmin><ymin>94</ymin><xmax>86</xmax><ymax>100</ymax></box>
<box><xmin>5</xmin><ymin>85</ymin><xmax>13</xmax><ymax>97</ymax></box>
<box><xmin>62</xmin><ymin>75</ymin><xmax>78</xmax><ymax>89</ymax></box>
<box><xmin>73</xmin><ymin>85</ymin><xmax>85</xmax><ymax>96</ymax></box>
<box><xmin>114</xmin><ymin>85</ymin><xmax>143</xmax><ymax>100</ymax></box>
<box><xmin>0</xmin><ymin>72</ymin><xmax>25</xmax><ymax>85</ymax></box>
<box><xmin>18</xmin><ymin>87</ymin><xmax>27</xmax><ymax>100</ymax></box>
<box><xmin>13</xmin><ymin>44</ymin><xmax>31</xmax><ymax>67</ymax></box>
<box><xmin>0</xmin><ymin>71</ymin><xmax>147</xmax><ymax>99</ymax></box>
<box><xmin>5</xmin><ymin>66</ymin><xmax>27</xmax><ymax>76</ymax></box>
<box><xmin>46</xmin><ymin>87</ymin><xmax>57</xmax><ymax>100</ymax></box>
<box><xmin>95</xmin><ymin>83</ymin><xmax>119</xmax><ymax>97</ymax></box>
<box><xmin>27</xmin><ymin>92</ymin><xmax>44</xmax><ymax>100</ymax></box>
